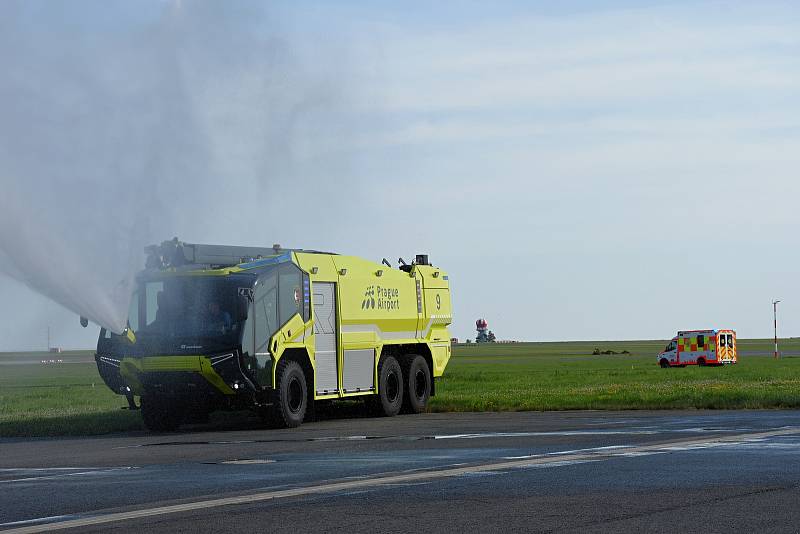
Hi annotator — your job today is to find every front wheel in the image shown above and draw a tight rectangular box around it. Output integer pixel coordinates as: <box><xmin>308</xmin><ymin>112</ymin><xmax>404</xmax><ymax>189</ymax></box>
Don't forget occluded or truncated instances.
<box><xmin>402</xmin><ymin>355</ymin><xmax>431</xmax><ymax>414</ymax></box>
<box><xmin>141</xmin><ymin>395</ymin><xmax>185</xmax><ymax>432</ymax></box>
<box><xmin>659</xmin><ymin>359</ymin><xmax>670</xmax><ymax>368</ymax></box>
<box><xmin>272</xmin><ymin>359</ymin><xmax>308</xmax><ymax>428</ymax></box>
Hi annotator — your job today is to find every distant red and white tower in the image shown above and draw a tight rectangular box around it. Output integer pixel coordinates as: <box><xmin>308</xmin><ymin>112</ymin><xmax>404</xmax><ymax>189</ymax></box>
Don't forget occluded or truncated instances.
<box><xmin>476</xmin><ymin>318</ymin><xmax>489</xmax><ymax>343</ymax></box>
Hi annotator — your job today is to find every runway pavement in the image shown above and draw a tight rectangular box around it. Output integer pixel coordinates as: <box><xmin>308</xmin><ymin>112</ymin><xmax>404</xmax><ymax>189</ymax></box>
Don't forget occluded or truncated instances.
<box><xmin>2</xmin><ymin>410</ymin><xmax>800</xmax><ymax>533</ymax></box>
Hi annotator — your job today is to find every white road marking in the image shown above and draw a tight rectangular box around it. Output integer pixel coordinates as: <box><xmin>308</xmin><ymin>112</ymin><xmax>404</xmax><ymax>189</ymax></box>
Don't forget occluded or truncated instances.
<box><xmin>504</xmin><ymin>444</ymin><xmax>632</xmax><ymax>459</ymax></box>
<box><xmin>432</xmin><ymin>430</ymin><xmax>660</xmax><ymax>440</ymax></box>
<box><xmin>0</xmin><ymin>516</ymin><xmax>76</xmax><ymax>528</ymax></box>
<box><xmin>0</xmin><ymin>467</ymin><xmax>136</xmax><ymax>484</ymax></box>
<box><xmin>111</xmin><ymin>427</ymin><xmax>729</xmax><ymax>451</ymax></box>
<box><xmin>0</xmin><ymin>468</ymin><xmax>115</xmax><ymax>472</ymax></box>
<box><xmin>219</xmin><ymin>460</ymin><xmax>275</xmax><ymax>465</ymax></box>
<box><xmin>3</xmin><ymin>427</ymin><xmax>799</xmax><ymax>534</ymax></box>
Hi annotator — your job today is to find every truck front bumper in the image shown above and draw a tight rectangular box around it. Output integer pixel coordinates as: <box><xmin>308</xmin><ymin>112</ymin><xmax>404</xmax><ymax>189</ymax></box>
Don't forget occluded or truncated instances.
<box><xmin>116</xmin><ymin>356</ymin><xmax>236</xmax><ymax>396</ymax></box>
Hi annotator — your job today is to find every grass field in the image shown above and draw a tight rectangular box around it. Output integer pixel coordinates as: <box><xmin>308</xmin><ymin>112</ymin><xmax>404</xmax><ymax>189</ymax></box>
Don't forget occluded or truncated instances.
<box><xmin>429</xmin><ymin>339</ymin><xmax>800</xmax><ymax>412</ymax></box>
<box><xmin>2</xmin><ymin>339</ymin><xmax>800</xmax><ymax>438</ymax></box>
<box><xmin>0</xmin><ymin>351</ymin><xmax>144</xmax><ymax>437</ymax></box>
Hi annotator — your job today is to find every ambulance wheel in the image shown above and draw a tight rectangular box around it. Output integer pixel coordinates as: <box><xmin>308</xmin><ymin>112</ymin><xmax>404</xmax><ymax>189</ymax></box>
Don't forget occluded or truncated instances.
<box><xmin>697</xmin><ymin>358</ymin><xmax>706</xmax><ymax>367</ymax></box>
<box><xmin>402</xmin><ymin>354</ymin><xmax>431</xmax><ymax>414</ymax></box>
<box><xmin>141</xmin><ymin>395</ymin><xmax>184</xmax><ymax>432</ymax></box>
<box><xmin>371</xmin><ymin>355</ymin><xmax>403</xmax><ymax>417</ymax></box>
<box><xmin>659</xmin><ymin>359</ymin><xmax>670</xmax><ymax>368</ymax></box>
<box><xmin>273</xmin><ymin>359</ymin><xmax>308</xmax><ymax>428</ymax></box>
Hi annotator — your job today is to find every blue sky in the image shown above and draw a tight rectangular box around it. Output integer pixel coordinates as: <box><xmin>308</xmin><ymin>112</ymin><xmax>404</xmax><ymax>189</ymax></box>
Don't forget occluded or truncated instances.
<box><xmin>1</xmin><ymin>0</ymin><xmax>799</xmax><ymax>349</ymax></box>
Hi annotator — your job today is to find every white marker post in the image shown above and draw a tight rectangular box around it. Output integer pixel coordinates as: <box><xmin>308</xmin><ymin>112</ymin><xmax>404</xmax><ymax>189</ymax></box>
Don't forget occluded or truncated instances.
<box><xmin>773</xmin><ymin>299</ymin><xmax>781</xmax><ymax>359</ymax></box>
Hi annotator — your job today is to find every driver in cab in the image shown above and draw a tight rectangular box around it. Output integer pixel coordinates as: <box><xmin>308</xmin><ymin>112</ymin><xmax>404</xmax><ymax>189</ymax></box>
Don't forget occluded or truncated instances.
<box><xmin>204</xmin><ymin>301</ymin><xmax>232</xmax><ymax>333</ymax></box>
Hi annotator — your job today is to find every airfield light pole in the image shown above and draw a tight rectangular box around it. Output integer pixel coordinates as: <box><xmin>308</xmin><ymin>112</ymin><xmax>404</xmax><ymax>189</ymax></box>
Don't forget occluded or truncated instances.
<box><xmin>773</xmin><ymin>300</ymin><xmax>781</xmax><ymax>359</ymax></box>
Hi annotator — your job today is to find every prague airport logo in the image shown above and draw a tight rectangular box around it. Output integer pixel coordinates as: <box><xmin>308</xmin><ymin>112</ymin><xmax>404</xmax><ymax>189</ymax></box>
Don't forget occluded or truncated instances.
<box><xmin>361</xmin><ymin>286</ymin><xmax>376</xmax><ymax>309</ymax></box>
<box><xmin>362</xmin><ymin>285</ymin><xmax>400</xmax><ymax>311</ymax></box>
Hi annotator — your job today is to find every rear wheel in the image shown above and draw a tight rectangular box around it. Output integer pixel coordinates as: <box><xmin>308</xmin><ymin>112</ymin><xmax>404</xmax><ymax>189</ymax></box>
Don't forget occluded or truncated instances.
<box><xmin>659</xmin><ymin>359</ymin><xmax>670</xmax><ymax>368</ymax></box>
<box><xmin>141</xmin><ymin>395</ymin><xmax>185</xmax><ymax>432</ymax></box>
<box><xmin>697</xmin><ymin>358</ymin><xmax>706</xmax><ymax>367</ymax></box>
<box><xmin>402</xmin><ymin>354</ymin><xmax>431</xmax><ymax>414</ymax></box>
<box><xmin>272</xmin><ymin>359</ymin><xmax>308</xmax><ymax>428</ymax></box>
<box><xmin>369</xmin><ymin>355</ymin><xmax>403</xmax><ymax>417</ymax></box>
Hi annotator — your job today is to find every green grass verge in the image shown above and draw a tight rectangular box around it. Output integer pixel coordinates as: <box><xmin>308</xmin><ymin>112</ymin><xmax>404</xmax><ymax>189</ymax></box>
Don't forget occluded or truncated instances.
<box><xmin>1</xmin><ymin>339</ymin><xmax>799</xmax><ymax>438</ymax></box>
<box><xmin>428</xmin><ymin>339</ymin><xmax>800</xmax><ymax>412</ymax></box>
<box><xmin>0</xmin><ymin>351</ymin><xmax>144</xmax><ymax>437</ymax></box>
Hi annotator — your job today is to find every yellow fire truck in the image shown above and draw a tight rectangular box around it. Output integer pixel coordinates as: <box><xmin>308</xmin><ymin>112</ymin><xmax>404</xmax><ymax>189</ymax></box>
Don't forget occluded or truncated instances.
<box><xmin>94</xmin><ymin>240</ymin><xmax>452</xmax><ymax>431</ymax></box>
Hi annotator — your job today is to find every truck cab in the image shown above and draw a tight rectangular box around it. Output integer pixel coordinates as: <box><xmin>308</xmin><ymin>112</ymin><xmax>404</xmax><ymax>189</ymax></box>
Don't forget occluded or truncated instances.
<box><xmin>96</xmin><ymin>256</ymin><xmax>306</xmax><ymax>430</ymax></box>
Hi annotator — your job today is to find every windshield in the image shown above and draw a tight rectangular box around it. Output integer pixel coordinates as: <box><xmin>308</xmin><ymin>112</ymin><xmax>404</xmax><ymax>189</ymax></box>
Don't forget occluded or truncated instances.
<box><xmin>130</xmin><ymin>275</ymin><xmax>251</xmax><ymax>348</ymax></box>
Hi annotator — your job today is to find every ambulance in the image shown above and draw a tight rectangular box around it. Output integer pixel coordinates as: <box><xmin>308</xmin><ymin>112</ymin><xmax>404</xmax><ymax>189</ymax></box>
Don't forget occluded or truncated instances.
<box><xmin>657</xmin><ymin>329</ymin><xmax>737</xmax><ymax>367</ymax></box>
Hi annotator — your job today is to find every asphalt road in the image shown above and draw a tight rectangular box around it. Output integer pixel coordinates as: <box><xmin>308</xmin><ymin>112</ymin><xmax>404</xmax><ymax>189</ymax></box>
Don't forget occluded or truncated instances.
<box><xmin>2</xmin><ymin>410</ymin><xmax>800</xmax><ymax>533</ymax></box>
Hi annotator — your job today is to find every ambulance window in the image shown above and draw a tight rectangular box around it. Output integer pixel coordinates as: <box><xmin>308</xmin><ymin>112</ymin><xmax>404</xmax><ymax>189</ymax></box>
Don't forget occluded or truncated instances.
<box><xmin>697</xmin><ymin>334</ymin><xmax>705</xmax><ymax>347</ymax></box>
<box><xmin>727</xmin><ymin>334</ymin><xmax>734</xmax><ymax>346</ymax></box>
<box><xmin>666</xmin><ymin>341</ymin><xmax>676</xmax><ymax>352</ymax></box>
<box><xmin>719</xmin><ymin>335</ymin><xmax>726</xmax><ymax>348</ymax></box>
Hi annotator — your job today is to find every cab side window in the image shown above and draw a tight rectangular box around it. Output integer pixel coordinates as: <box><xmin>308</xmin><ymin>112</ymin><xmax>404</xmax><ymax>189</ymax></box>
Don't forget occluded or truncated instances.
<box><xmin>128</xmin><ymin>291</ymin><xmax>140</xmax><ymax>332</ymax></box>
<box><xmin>302</xmin><ymin>273</ymin><xmax>311</xmax><ymax>322</ymax></box>
<box><xmin>666</xmin><ymin>341</ymin><xmax>676</xmax><ymax>352</ymax></box>
<box><xmin>278</xmin><ymin>263</ymin><xmax>303</xmax><ymax>325</ymax></box>
<box><xmin>254</xmin><ymin>273</ymin><xmax>278</xmax><ymax>353</ymax></box>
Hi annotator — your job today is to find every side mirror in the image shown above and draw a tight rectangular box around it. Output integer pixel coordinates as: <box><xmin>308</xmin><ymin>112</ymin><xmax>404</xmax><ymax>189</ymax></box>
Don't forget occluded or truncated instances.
<box><xmin>80</xmin><ymin>316</ymin><xmax>89</xmax><ymax>328</ymax></box>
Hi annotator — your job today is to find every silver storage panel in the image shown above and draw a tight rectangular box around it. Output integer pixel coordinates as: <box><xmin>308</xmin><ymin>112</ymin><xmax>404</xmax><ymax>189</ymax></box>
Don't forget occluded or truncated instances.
<box><xmin>313</xmin><ymin>282</ymin><xmax>338</xmax><ymax>394</ymax></box>
<box><xmin>343</xmin><ymin>349</ymin><xmax>375</xmax><ymax>393</ymax></box>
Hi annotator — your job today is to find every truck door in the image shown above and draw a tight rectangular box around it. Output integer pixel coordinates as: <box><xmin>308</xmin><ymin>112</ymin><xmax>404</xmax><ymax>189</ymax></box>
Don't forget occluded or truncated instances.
<box><xmin>313</xmin><ymin>282</ymin><xmax>338</xmax><ymax>395</ymax></box>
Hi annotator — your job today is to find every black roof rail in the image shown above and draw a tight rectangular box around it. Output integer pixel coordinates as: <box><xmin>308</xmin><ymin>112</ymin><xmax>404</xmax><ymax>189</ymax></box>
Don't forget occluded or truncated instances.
<box><xmin>144</xmin><ymin>238</ymin><xmax>336</xmax><ymax>270</ymax></box>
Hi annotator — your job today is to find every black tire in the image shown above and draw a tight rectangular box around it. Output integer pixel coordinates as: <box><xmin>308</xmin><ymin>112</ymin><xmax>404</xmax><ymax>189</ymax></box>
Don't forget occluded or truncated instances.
<box><xmin>402</xmin><ymin>354</ymin><xmax>431</xmax><ymax>414</ymax></box>
<box><xmin>141</xmin><ymin>395</ymin><xmax>184</xmax><ymax>432</ymax></box>
<box><xmin>184</xmin><ymin>397</ymin><xmax>211</xmax><ymax>424</ymax></box>
<box><xmin>659</xmin><ymin>359</ymin><xmax>670</xmax><ymax>368</ymax></box>
<box><xmin>272</xmin><ymin>359</ymin><xmax>308</xmax><ymax>428</ymax></box>
<box><xmin>697</xmin><ymin>358</ymin><xmax>706</xmax><ymax>367</ymax></box>
<box><xmin>370</xmin><ymin>355</ymin><xmax>403</xmax><ymax>417</ymax></box>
